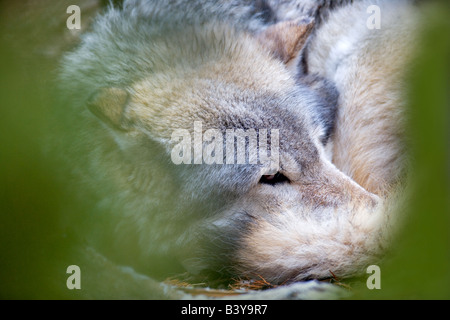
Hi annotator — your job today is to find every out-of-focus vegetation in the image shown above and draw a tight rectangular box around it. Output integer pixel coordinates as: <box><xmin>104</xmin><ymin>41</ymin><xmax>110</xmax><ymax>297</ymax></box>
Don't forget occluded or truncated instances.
<box><xmin>0</xmin><ymin>0</ymin><xmax>449</xmax><ymax>299</ymax></box>
<box><xmin>0</xmin><ymin>0</ymin><xmax>103</xmax><ymax>299</ymax></box>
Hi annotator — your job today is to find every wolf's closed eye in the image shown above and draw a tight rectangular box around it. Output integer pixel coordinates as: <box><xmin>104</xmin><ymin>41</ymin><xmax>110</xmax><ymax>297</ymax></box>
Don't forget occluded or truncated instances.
<box><xmin>260</xmin><ymin>172</ymin><xmax>290</xmax><ymax>185</ymax></box>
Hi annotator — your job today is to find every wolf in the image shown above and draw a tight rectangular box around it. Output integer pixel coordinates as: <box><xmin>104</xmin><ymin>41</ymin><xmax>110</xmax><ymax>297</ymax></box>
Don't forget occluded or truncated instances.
<box><xmin>56</xmin><ymin>0</ymin><xmax>420</xmax><ymax>296</ymax></box>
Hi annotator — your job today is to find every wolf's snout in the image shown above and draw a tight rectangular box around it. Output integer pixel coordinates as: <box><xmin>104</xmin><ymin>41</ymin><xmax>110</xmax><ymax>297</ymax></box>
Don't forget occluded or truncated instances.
<box><xmin>289</xmin><ymin>161</ymin><xmax>380</xmax><ymax>211</ymax></box>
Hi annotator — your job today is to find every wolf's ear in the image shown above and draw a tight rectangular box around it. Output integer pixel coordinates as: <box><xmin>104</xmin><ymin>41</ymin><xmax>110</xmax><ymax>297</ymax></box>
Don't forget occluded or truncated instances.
<box><xmin>86</xmin><ymin>87</ymin><xmax>133</xmax><ymax>131</ymax></box>
<box><xmin>257</xmin><ymin>18</ymin><xmax>315</xmax><ymax>66</ymax></box>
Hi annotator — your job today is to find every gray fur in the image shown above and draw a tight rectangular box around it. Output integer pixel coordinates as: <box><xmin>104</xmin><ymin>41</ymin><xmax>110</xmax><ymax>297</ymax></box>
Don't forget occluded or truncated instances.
<box><xmin>56</xmin><ymin>0</ymin><xmax>390</xmax><ymax>288</ymax></box>
<box><xmin>266</xmin><ymin>0</ymin><xmax>355</xmax><ymax>26</ymax></box>
<box><xmin>60</xmin><ymin>0</ymin><xmax>266</xmax><ymax>102</ymax></box>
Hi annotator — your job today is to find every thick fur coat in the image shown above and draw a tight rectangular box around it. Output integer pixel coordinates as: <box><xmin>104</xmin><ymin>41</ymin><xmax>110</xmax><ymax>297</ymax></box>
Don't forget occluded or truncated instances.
<box><xmin>57</xmin><ymin>0</ymin><xmax>420</xmax><ymax>291</ymax></box>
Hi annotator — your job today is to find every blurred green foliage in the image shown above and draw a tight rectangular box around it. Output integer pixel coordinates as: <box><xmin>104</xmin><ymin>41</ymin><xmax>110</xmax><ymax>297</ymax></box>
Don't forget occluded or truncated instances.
<box><xmin>0</xmin><ymin>0</ymin><xmax>449</xmax><ymax>299</ymax></box>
